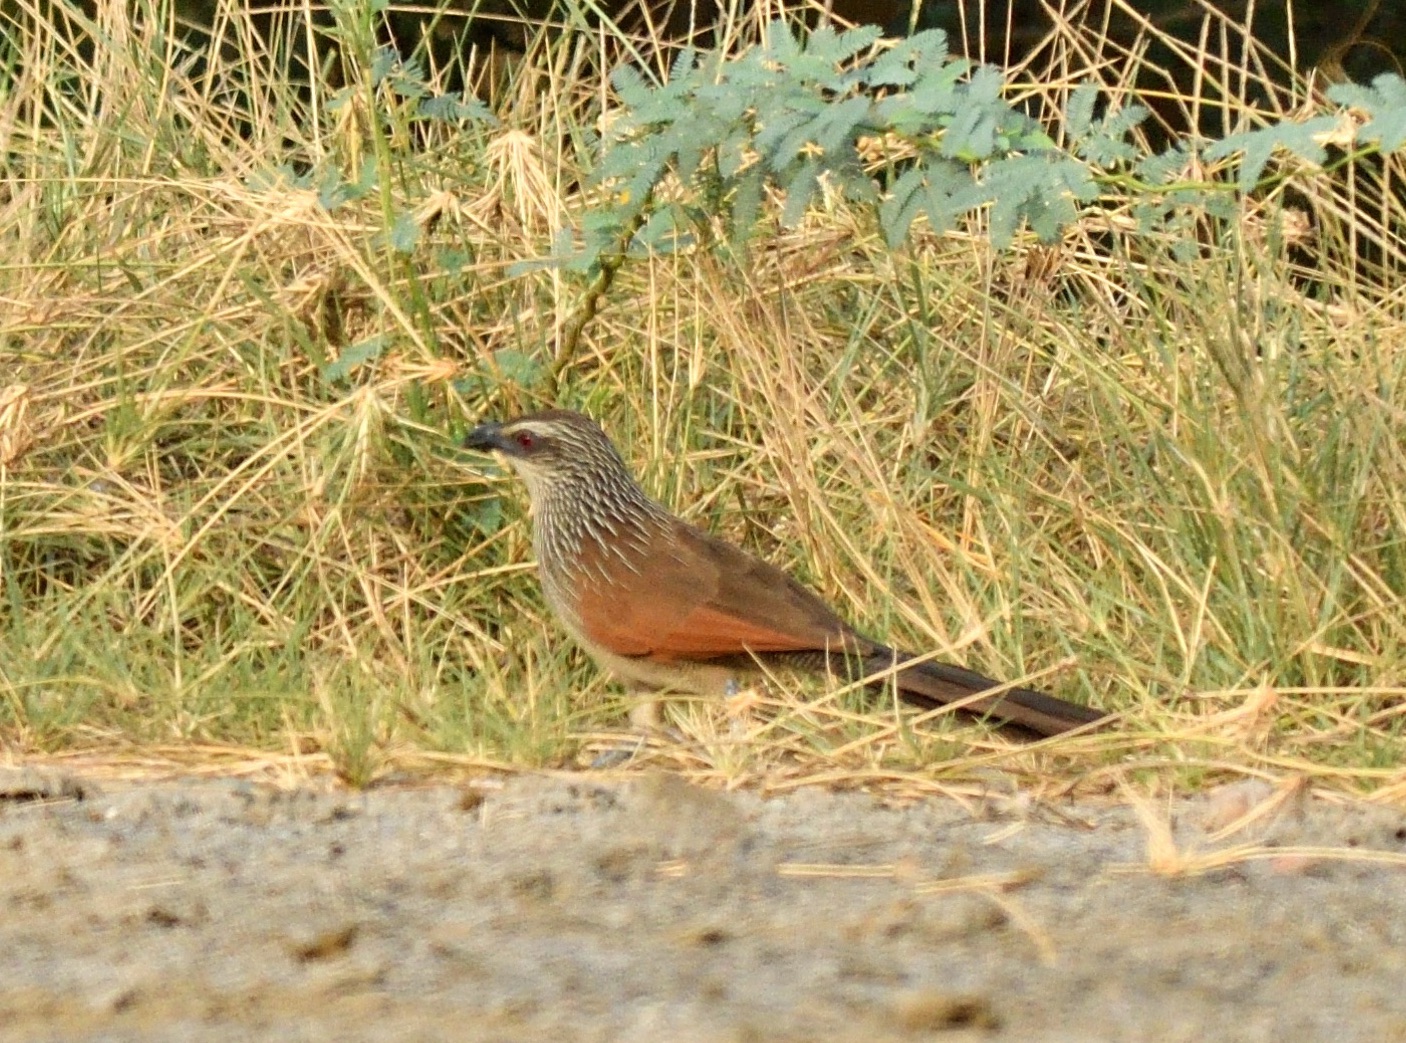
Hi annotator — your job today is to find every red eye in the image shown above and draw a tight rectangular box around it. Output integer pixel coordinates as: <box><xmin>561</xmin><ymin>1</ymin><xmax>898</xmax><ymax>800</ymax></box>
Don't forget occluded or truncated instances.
<box><xmin>513</xmin><ymin>431</ymin><xmax>536</xmax><ymax>450</ymax></box>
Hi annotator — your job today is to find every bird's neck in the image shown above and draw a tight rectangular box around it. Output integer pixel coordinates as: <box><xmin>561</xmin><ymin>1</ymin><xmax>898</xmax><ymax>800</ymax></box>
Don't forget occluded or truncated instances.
<box><xmin>532</xmin><ymin>475</ymin><xmax>671</xmax><ymax>577</ymax></box>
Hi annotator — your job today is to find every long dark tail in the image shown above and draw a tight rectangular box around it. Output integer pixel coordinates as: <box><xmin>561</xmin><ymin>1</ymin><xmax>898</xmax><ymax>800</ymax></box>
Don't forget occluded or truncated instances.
<box><xmin>740</xmin><ymin>645</ymin><xmax>1109</xmax><ymax>739</ymax></box>
<box><xmin>810</xmin><ymin>645</ymin><xmax>1104</xmax><ymax>738</ymax></box>
<box><xmin>871</xmin><ymin>649</ymin><xmax>1106</xmax><ymax>737</ymax></box>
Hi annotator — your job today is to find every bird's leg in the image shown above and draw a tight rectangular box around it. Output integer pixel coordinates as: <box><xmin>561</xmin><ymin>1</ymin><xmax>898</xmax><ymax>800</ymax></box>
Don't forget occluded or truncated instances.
<box><xmin>590</xmin><ymin>687</ymin><xmax>668</xmax><ymax>768</ymax></box>
<box><xmin>723</xmin><ymin>676</ymin><xmax>766</xmax><ymax>720</ymax></box>
<box><xmin>588</xmin><ymin>689</ymin><xmax>653</xmax><ymax>768</ymax></box>
<box><xmin>723</xmin><ymin>676</ymin><xmax>766</xmax><ymax>744</ymax></box>
<box><xmin>628</xmin><ymin>687</ymin><xmax>693</xmax><ymax>746</ymax></box>
<box><xmin>627</xmin><ymin>692</ymin><xmax>664</xmax><ymax>731</ymax></box>
<box><xmin>587</xmin><ymin>685</ymin><xmax>663</xmax><ymax>770</ymax></box>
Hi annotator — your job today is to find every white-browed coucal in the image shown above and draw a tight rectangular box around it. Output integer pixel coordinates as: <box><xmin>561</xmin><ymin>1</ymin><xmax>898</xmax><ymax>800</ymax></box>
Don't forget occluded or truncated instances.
<box><xmin>465</xmin><ymin>409</ymin><xmax>1106</xmax><ymax>738</ymax></box>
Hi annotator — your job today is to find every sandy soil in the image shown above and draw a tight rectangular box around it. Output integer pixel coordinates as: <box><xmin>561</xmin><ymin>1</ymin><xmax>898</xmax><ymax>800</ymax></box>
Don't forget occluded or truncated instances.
<box><xmin>3</xmin><ymin>765</ymin><xmax>1406</xmax><ymax>1042</ymax></box>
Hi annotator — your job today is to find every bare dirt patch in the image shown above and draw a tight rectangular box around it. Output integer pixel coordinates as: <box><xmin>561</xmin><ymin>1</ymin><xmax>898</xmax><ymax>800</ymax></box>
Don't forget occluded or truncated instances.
<box><xmin>3</xmin><ymin>767</ymin><xmax>1406</xmax><ymax>1042</ymax></box>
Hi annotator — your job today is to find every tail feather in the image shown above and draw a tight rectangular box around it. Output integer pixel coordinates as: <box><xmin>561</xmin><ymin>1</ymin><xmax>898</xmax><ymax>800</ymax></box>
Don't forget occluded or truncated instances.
<box><xmin>860</xmin><ymin>649</ymin><xmax>1107</xmax><ymax>738</ymax></box>
<box><xmin>741</xmin><ymin>645</ymin><xmax>1108</xmax><ymax>738</ymax></box>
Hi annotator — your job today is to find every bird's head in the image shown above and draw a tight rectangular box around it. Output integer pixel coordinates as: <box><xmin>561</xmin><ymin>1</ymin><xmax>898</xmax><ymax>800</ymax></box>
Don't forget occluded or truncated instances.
<box><xmin>464</xmin><ymin>409</ymin><xmax>638</xmax><ymax>503</ymax></box>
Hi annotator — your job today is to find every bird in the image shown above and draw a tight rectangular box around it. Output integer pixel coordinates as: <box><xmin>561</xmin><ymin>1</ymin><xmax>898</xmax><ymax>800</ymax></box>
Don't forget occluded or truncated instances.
<box><xmin>464</xmin><ymin>409</ymin><xmax>1107</xmax><ymax>738</ymax></box>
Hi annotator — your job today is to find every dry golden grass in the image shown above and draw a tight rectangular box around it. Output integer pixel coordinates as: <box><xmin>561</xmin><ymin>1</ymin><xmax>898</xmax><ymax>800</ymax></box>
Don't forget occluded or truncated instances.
<box><xmin>2</xmin><ymin>0</ymin><xmax>1405</xmax><ymax>799</ymax></box>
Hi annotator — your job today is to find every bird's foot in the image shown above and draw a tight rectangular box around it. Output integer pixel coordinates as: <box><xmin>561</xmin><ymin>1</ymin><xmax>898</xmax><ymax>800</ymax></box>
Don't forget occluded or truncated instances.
<box><xmin>588</xmin><ymin>695</ymin><xmax>681</xmax><ymax>768</ymax></box>
<box><xmin>724</xmin><ymin>680</ymin><xmax>765</xmax><ymax>718</ymax></box>
<box><xmin>723</xmin><ymin>680</ymin><xmax>766</xmax><ymax>742</ymax></box>
<box><xmin>589</xmin><ymin>734</ymin><xmax>648</xmax><ymax>769</ymax></box>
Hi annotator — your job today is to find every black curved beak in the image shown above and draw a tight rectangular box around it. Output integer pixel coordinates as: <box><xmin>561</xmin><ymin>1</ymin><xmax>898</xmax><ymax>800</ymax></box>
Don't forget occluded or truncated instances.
<box><xmin>463</xmin><ymin>422</ymin><xmax>505</xmax><ymax>453</ymax></box>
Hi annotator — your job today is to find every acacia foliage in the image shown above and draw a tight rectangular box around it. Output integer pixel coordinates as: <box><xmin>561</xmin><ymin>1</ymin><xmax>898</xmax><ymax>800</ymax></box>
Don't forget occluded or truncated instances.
<box><xmin>566</xmin><ymin>21</ymin><xmax>1406</xmax><ymax>272</ymax></box>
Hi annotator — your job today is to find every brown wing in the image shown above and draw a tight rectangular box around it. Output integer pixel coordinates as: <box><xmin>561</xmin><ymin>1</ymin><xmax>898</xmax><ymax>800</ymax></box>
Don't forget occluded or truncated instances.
<box><xmin>568</xmin><ymin>518</ymin><xmax>857</xmax><ymax>661</ymax></box>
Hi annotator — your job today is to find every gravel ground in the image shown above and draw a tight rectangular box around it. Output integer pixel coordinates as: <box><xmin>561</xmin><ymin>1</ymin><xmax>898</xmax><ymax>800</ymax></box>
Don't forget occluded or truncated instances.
<box><xmin>3</xmin><ymin>765</ymin><xmax>1406</xmax><ymax>1042</ymax></box>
